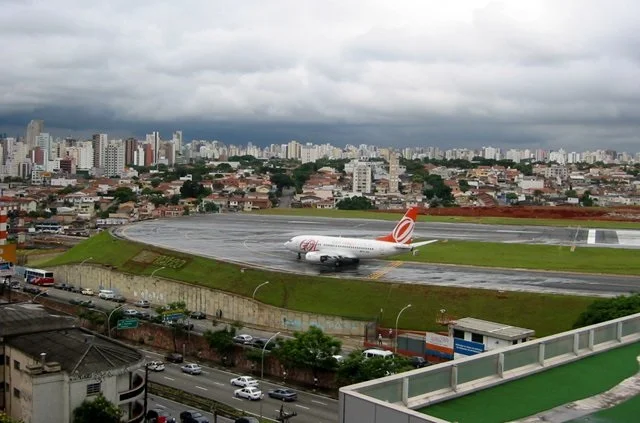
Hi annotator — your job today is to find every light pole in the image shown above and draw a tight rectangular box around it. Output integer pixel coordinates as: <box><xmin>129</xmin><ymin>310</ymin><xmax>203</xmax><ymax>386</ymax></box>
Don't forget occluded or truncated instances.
<box><xmin>151</xmin><ymin>267</ymin><xmax>165</xmax><ymax>278</ymax></box>
<box><xmin>260</xmin><ymin>331</ymin><xmax>280</xmax><ymax>420</ymax></box>
<box><xmin>394</xmin><ymin>304</ymin><xmax>412</xmax><ymax>354</ymax></box>
<box><xmin>107</xmin><ymin>304</ymin><xmax>126</xmax><ymax>338</ymax></box>
<box><xmin>79</xmin><ymin>257</ymin><xmax>93</xmax><ymax>289</ymax></box>
<box><xmin>252</xmin><ymin>281</ymin><xmax>269</xmax><ymax>300</ymax></box>
<box><xmin>30</xmin><ymin>289</ymin><xmax>49</xmax><ymax>303</ymax></box>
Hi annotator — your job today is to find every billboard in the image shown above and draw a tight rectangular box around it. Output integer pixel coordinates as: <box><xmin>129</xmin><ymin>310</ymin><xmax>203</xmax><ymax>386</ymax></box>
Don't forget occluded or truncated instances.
<box><xmin>425</xmin><ymin>332</ymin><xmax>454</xmax><ymax>359</ymax></box>
<box><xmin>453</xmin><ymin>338</ymin><xmax>485</xmax><ymax>356</ymax></box>
<box><xmin>0</xmin><ymin>244</ymin><xmax>17</xmax><ymax>265</ymax></box>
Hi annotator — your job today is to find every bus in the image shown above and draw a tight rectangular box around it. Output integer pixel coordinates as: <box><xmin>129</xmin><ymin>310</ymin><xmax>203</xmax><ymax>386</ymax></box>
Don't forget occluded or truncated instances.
<box><xmin>24</xmin><ymin>268</ymin><xmax>55</xmax><ymax>286</ymax></box>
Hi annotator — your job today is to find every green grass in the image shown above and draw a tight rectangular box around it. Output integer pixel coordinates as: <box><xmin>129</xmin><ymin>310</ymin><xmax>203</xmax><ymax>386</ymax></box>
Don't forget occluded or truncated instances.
<box><xmin>391</xmin><ymin>240</ymin><xmax>640</xmax><ymax>276</ymax></box>
<box><xmin>43</xmin><ymin>231</ymin><xmax>597</xmax><ymax>337</ymax></box>
<box><xmin>422</xmin><ymin>341</ymin><xmax>640</xmax><ymax>423</ymax></box>
<box><xmin>254</xmin><ymin>208</ymin><xmax>640</xmax><ymax>229</ymax></box>
<box><xmin>570</xmin><ymin>392</ymin><xmax>640</xmax><ymax>422</ymax></box>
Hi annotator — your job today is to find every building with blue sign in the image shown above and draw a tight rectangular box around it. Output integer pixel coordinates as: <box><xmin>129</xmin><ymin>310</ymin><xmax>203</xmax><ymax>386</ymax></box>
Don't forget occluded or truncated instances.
<box><xmin>450</xmin><ymin>317</ymin><xmax>535</xmax><ymax>358</ymax></box>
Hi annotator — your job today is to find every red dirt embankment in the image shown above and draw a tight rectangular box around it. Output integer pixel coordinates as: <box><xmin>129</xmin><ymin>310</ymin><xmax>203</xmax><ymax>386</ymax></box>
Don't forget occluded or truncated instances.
<box><xmin>379</xmin><ymin>207</ymin><xmax>640</xmax><ymax>222</ymax></box>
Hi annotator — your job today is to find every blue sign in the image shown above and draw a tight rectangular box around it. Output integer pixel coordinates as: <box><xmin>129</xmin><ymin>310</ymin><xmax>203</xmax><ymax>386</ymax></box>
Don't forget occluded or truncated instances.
<box><xmin>454</xmin><ymin>338</ymin><xmax>485</xmax><ymax>356</ymax></box>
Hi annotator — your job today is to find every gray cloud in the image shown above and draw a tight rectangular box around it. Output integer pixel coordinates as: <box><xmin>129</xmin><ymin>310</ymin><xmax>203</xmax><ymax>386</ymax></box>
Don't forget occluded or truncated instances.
<box><xmin>1</xmin><ymin>0</ymin><xmax>640</xmax><ymax>152</ymax></box>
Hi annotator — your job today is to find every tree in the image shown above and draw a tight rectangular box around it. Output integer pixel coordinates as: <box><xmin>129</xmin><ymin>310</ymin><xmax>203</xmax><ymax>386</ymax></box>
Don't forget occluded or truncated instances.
<box><xmin>151</xmin><ymin>177</ymin><xmax>161</xmax><ymax>188</ymax></box>
<box><xmin>336</xmin><ymin>350</ymin><xmax>412</xmax><ymax>386</ymax></box>
<box><xmin>112</xmin><ymin>187</ymin><xmax>136</xmax><ymax>203</ymax></box>
<box><xmin>423</xmin><ymin>175</ymin><xmax>454</xmax><ymax>206</ymax></box>
<box><xmin>506</xmin><ymin>192</ymin><xmax>519</xmax><ymax>204</ymax></box>
<box><xmin>273</xmin><ymin>326</ymin><xmax>342</xmax><ymax>377</ymax></box>
<box><xmin>204</xmin><ymin>202</ymin><xmax>219</xmax><ymax>213</ymax></box>
<box><xmin>157</xmin><ymin>301</ymin><xmax>191</xmax><ymax>352</ymax></box>
<box><xmin>180</xmin><ymin>180</ymin><xmax>211</xmax><ymax>199</ymax></box>
<box><xmin>336</xmin><ymin>196</ymin><xmax>375</xmax><ymax>210</ymax></box>
<box><xmin>458</xmin><ymin>179</ymin><xmax>470</xmax><ymax>192</ymax></box>
<box><xmin>0</xmin><ymin>412</ymin><xmax>22</xmax><ymax>423</ymax></box>
<box><xmin>573</xmin><ymin>294</ymin><xmax>640</xmax><ymax>328</ymax></box>
<box><xmin>204</xmin><ymin>325</ymin><xmax>239</xmax><ymax>366</ymax></box>
<box><xmin>581</xmin><ymin>191</ymin><xmax>594</xmax><ymax>207</ymax></box>
<box><xmin>169</xmin><ymin>194</ymin><xmax>180</xmax><ymax>205</ymax></box>
<box><xmin>72</xmin><ymin>393</ymin><xmax>122</xmax><ymax>423</ymax></box>
<box><xmin>270</xmin><ymin>173</ymin><xmax>295</xmax><ymax>190</ymax></box>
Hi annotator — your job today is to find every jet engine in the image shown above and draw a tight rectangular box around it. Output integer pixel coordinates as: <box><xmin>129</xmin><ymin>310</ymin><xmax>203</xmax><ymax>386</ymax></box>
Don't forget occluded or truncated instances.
<box><xmin>304</xmin><ymin>251</ymin><xmax>334</xmax><ymax>264</ymax></box>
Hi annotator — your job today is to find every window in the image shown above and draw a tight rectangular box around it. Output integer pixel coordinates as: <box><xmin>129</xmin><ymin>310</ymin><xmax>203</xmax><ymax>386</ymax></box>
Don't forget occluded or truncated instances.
<box><xmin>453</xmin><ymin>329</ymin><xmax>465</xmax><ymax>339</ymax></box>
<box><xmin>4</xmin><ymin>355</ymin><xmax>8</xmax><ymax>366</ymax></box>
<box><xmin>0</xmin><ymin>354</ymin><xmax>4</xmax><ymax>365</ymax></box>
<box><xmin>86</xmin><ymin>382</ymin><xmax>101</xmax><ymax>396</ymax></box>
<box><xmin>13</xmin><ymin>388</ymin><xmax>20</xmax><ymax>398</ymax></box>
<box><xmin>471</xmin><ymin>333</ymin><xmax>483</xmax><ymax>343</ymax></box>
<box><xmin>13</xmin><ymin>360</ymin><xmax>20</xmax><ymax>370</ymax></box>
<box><xmin>513</xmin><ymin>340</ymin><xmax>518</xmax><ymax>345</ymax></box>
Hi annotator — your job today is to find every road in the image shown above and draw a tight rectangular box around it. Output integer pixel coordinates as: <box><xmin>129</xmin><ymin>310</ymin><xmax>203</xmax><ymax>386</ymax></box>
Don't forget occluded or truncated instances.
<box><xmin>140</xmin><ymin>348</ymin><xmax>338</xmax><ymax>423</ymax></box>
<box><xmin>118</xmin><ymin>214</ymin><xmax>640</xmax><ymax>297</ymax></box>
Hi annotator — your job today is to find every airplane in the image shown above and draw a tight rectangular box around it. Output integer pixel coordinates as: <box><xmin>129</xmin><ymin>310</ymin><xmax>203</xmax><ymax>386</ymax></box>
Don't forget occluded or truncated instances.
<box><xmin>283</xmin><ymin>207</ymin><xmax>437</xmax><ymax>267</ymax></box>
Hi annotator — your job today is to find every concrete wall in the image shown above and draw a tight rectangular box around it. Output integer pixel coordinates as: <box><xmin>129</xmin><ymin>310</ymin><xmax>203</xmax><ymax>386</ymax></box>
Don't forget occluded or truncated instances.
<box><xmin>54</xmin><ymin>264</ymin><xmax>370</xmax><ymax>337</ymax></box>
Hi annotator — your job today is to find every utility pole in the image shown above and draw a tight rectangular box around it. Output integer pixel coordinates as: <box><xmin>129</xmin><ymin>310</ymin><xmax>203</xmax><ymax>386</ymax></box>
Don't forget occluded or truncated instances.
<box><xmin>143</xmin><ymin>364</ymin><xmax>149</xmax><ymax>421</ymax></box>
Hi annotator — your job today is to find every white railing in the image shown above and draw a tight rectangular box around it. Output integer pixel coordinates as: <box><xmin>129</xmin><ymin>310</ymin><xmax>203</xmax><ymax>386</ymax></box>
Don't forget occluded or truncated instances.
<box><xmin>340</xmin><ymin>312</ymin><xmax>640</xmax><ymax>423</ymax></box>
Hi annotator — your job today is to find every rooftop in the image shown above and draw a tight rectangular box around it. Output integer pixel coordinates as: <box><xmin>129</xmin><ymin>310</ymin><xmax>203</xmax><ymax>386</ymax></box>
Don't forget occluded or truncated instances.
<box><xmin>0</xmin><ymin>302</ymin><xmax>76</xmax><ymax>337</ymax></box>
<box><xmin>451</xmin><ymin>317</ymin><xmax>535</xmax><ymax>340</ymax></box>
<box><xmin>6</xmin><ymin>327</ymin><xmax>143</xmax><ymax>378</ymax></box>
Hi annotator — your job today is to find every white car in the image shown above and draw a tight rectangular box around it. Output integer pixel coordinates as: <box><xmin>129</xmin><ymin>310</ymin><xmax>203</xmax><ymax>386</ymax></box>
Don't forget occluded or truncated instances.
<box><xmin>181</xmin><ymin>363</ymin><xmax>202</xmax><ymax>375</ymax></box>
<box><xmin>230</xmin><ymin>376</ymin><xmax>259</xmax><ymax>387</ymax></box>
<box><xmin>233</xmin><ymin>334</ymin><xmax>253</xmax><ymax>344</ymax></box>
<box><xmin>147</xmin><ymin>361</ymin><xmax>165</xmax><ymax>372</ymax></box>
<box><xmin>135</xmin><ymin>299</ymin><xmax>151</xmax><ymax>308</ymax></box>
<box><xmin>81</xmin><ymin>288</ymin><xmax>94</xmax><ymax>296</ymax></box>
<box><xmin>234</xmin><ymin>386</ymin><xmax>263</xmax><ymax>401</ymax></box>
<box><xmin>123</xmin><ymin>309</ymin><xmax>139</xmax><ymax>317</ymax></box>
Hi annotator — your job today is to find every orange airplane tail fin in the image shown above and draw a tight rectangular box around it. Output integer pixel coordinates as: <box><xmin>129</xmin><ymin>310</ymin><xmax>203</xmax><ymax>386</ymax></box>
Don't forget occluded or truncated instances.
<box><xmin>376</xmin><ymin>207</ymin><xmax>418</xmax><ymax>244</ymax></box>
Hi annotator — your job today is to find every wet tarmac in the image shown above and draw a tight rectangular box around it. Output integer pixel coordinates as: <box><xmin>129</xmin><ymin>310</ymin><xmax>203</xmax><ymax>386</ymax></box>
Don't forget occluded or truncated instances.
<box><xmin>118</xmin><ymin>214</ymin><xmax>640</xmax><ymax>297</ymax></box>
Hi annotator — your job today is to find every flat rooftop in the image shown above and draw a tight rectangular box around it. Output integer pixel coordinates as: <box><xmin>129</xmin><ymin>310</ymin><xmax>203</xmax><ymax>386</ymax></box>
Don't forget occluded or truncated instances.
<box><xmin>451</xmin><ymin>317</ymin><xmax>535</xmax><ymax>340</ymax></box>
<box><xmin>421</xmin><ymin>341</ymin><xmax>640</xmax><ymax>423</ymax></box>
<box><xmin>0</xmin><ymin>301</ymin><xmax>76</xmax><ymax>337</ymax></box>
<box><xmin>6</xmin><ymin>327</ymin><xmax>143</xmax><ymax>377</ymax></box>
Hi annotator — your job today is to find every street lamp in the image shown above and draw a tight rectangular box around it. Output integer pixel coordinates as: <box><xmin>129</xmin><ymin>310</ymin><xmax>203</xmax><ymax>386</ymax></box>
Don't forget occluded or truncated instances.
<box><xmin>260</xmin><ymin>331</ymin><xmax>280</xmax><ymax>420</ymax></box>
<box><xmin>394</xmin><ymin>304</ymin><xmax>412</xmax><ymax>354</ymax></box>
<box><xmin>30</xmin><ymin>289</ymin><xmax>49</xmax><ymax>303</ymax></box>
<box><xmin>107</xmin><ymin>304</ymin><xmax>126</xmax><ymax>338</ymax></box>
<box><xmin>151</xmin><ymin>267</ymin><xmax>165</xmax><ymax>278</ymax></box>
<box><xmin>252</xmin><ymin>281</ymin><xmax>269</xmax><ymax>300</ymax></box>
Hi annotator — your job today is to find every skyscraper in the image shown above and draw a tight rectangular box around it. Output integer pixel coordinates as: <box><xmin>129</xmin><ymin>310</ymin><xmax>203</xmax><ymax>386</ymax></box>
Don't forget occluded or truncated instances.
<box><xmin>104</xmin><ymin>142</ymin><xmax>125</xmax><ymax>177</ymax></box>
<box><xmin>353</xmin><ymin>162</ymin><xmax>372</xmax><ymax>194</ymax></box>
<box><xmin>388</xmin><ymin>152</ymin><xmax>400</xmax><ymax>194</ymax></box>
<box><xmin>92</xmin><ymin>133</ymin><xmax>108</xmax><ymax>168</ymax></box>
<box><xmin>26</xmin><ymin>120</ymin><xmax>44</xmax><ymax>150</ymax></box>
<box><xmin>172</xmin><ymin>131</ymin><xmax>183</xmax><ymax>154</ymax></box>
<box><xmin>125</xmin><ymin>138</ymin><xmax>138</xmax><ymax>165</ymax></box>
<box><xmin>146</xmin><ymin>131</ymin><xmax>161</xmax><ymax>164</ymax></box>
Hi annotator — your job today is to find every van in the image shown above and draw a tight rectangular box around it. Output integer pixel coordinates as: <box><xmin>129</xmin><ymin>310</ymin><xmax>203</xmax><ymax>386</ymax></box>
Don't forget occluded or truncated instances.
<box><xmin>362</xmin><ymin>349</ymin><xmax>394</xmax><ymax>359</ymax></box>
<box><xmin>98</xmin><ymin>289</ymin><xmax>115</xmax><ymax>300</ymax></box>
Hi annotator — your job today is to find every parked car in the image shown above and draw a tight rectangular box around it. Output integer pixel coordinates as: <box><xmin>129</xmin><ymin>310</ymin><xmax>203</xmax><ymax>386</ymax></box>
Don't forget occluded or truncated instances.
<box><xmin>181</xmin><ymin>363</ymin><xmax>202</xmax><ymax>375</ymax></box>
<box><xmin>409</xmin><ymin>356</ymin><xmax>428</xmax><ymax>368</ymax></box>
<box><xmin>233</xmin><ymin>334</ymin><xmax>253</xmax><ymax>344</ymax></box>
<box><xmin>234</xmin><ymin>387</ymin><xmax>263</xmax><ymax>401</ymax></box>
<box><xmin>53</xmin><ymin>283</ymin><xmax>68</xmax><ymax>290</ymax></box>
<box><xmin>98</xmin><ymin>289</ymin><xmax>115</xmax><ymax>299</ymax></box>
<box><xmin>81</xmin><ymin>288</ymin><xmax>94</xmax><ymax>296</ymax></box>
<box><xmin>230</xmin><ymin>376</ymin><xmax>258</xmax><ymax>387</ymax></box>
<box><xmin>69</xmin><ymin>285</ymin><xmax>82</xmax><ymax>293</ymax></box>
<box><xmin>268</xmin><ymin>388</ymin><xmax>298</xmax><ymax>402</ymax></box>
<box><xmin>134</xmin><ymin>299</ymin><xmax>150</xmax><ymax>308</ymax></box>
<box><xmin>111</xmin><ymin>294</ymin><xmax>126</xmax><ymax>303</ymax></box>
<box><xmin>179</xmin><ymin>410</ymin><xmax>209</xmax><ymax>423</ymax></box>
<box><xmin>165</xmin><ymin>353</ymin><xmax>184</xmax><ymax>363</ymax></box>
<box><xmin>123</xmin><ymin>309</ymin><xmax>139</xmax><ymax>317</ymax></box>
<box><xmin>190</xmin><ymin>311</ymin><xmax>206</xmax><ymax>320</ymax></box>
<box><xmin>147</xmin><ymin>361</ymin><xmax>165</xmax><ymax>372</ymax></box>
<box><xmin>146</xmin><ymin>408</ymin><xmax>176</xmax><ymax>423</ymax></box>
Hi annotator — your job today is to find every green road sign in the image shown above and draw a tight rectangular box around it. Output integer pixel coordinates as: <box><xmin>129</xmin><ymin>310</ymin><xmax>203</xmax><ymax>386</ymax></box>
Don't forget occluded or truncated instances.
<box><xmin>163</xmin><ymin>312</ymin><xmax>184</xmax><ymax>320</ymax></box>
<box><xmin>117</xmin><ymin>319</ymin><xmax>139</xmax><ymax>329</ymax></box>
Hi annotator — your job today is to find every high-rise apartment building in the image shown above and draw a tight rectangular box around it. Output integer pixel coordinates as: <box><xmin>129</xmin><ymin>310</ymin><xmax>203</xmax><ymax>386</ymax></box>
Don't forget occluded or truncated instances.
<box><xmin>287</xmin><ymin>140</ymin><xmax>301</xmax><ymax>160</ymax></box>
<box><xmin>92</xmin><ymin>133</ymin><xmax>108</xmax><ymax>168</ymax></box>
<box><xmin>104</xmin><ymin>142</ymin><xmax>125</xmax><ymax>177</ymax></box>
<box><xmin>26</xmin><ymin>119</ymin><xmax>44</xmax><ymax>150</ymax></box>
<box><xmin>125</xmin><ymin>138</ymin><xmax>138</xmax><ymax>165</ymax></box>
<box><xmin>172</xmin><ymin>131</ymin><xmax>183</xmax><ymax>154</ymax></box>
<box><xmin>353</xmin><ymin>162</ymin><xmax>372</xmax><ymax>194</ymax></box>
<box><xmin>146</xmin><ymin>131</ymin><xmax>161</xmax><ymax>164</ymax></box>
<box><xmin>301</xmin><ymin>143</ymin><xmax>318</xmax><ymax>164</ymax></box>
<box><xmin>388</xmin><ymin>152</ymin><xmax>400</xmax><ymax>194</ymax></box>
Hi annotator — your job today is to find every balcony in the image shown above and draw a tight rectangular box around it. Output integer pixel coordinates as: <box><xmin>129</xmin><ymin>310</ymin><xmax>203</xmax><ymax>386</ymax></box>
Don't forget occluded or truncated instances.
<box><xmin>127</xmin><ymin>400</ymin><xmax>145</xmax><ymax>423</ymax></box>
<box><xmin>119</xmin><ymin>374</ymin><xmax>145</xmax><ymax>403</ymax></box>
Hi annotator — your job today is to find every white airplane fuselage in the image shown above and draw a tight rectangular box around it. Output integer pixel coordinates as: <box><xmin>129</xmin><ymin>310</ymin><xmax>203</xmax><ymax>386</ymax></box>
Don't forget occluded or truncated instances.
<box><xmin>284</xmin><ymin>235</ymin><xmax>402</xmax><ymax>260</ymax></box>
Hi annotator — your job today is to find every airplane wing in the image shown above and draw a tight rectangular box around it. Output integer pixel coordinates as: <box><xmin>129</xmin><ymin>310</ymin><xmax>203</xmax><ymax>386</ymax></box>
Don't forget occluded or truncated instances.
<box><xmin>394</xmin><ymin>239</ymin><xmax>438</xmax><ymax>250</ymax></box>
<box><xmin>304</xmin><ymin>247</ymin><xmax>359</xmax><ymax>265</ymax></box>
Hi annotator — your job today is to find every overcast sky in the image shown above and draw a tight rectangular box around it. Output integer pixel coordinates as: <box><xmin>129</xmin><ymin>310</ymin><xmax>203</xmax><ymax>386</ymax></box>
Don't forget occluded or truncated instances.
<box><xmin>1</xmin><ymin>0</ymin><xmax>639</xmax><ymax>152</ymax></box>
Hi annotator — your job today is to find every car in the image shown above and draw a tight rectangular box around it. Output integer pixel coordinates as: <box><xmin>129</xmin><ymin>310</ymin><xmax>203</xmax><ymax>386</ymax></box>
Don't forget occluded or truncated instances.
<box><xmin>190</xmin><ymin>311</ymin><xmax>206</xmax><ymax>320</ymax></box>
<box><xmin>134</xmin><ymin>299</ymin><xmax>150</xmax><ymax>308</ymax></box>
<box><xmin>181</xmin><ymin>363</ymin><xmax>202</xmax><ymax>375</ymax></box>
<box><xmin>268</xmin><ymin>388</ymin><xmax>298</xmax><ymax>402</ymax></box>
<box><xmin>230</xmin><ymin>376</ymin><xmax>258</xmax><ymax>387</ymax></box>
<box><xmin>98</xmin><ymin>289</ymin><xmax>115</xmax><ymax>299</ymax></box>
<box><xmin>123</xmin><ymin>309</ymin><xmax>139</xmax><ymax>317</ymax></box>
<box><xmin>137</xmin><ymin>311</ymin><xmax>152</xmax><ymax>320</ymax></box>
<box><xmin>234</xmin><ymin>386</ymin><xmax>263</xmax><ymax>401</ymax></box>
<box><xmin>233</xmin><ymin>334</ymin><xmax>253</xmax><ymax>344</ymax></box>
<box><xmin>79</xmin><ymin>300</ymin><xmax>95</xmax><ymax>308</ymax></box>
<box><xmin>81</xmin><ymin>288</ymin><xmax>94</xmax><ymax>296</ymax></box>
<box><xmin>146</xmin><ymin>408</ymin><xmax>176</xmax><ymax>423</ymax></box>
<box><xmin>53</xmin><ymin>282</ymin><xmax>68</xmax><ymax>290</ymax></box>
<box><xmin>179</xmin><ymin>410</ymin><xmax>209</xmax><ymax>423</ymax></box>
<box><xmin>69</xmin><ymin>297</ymin><xmax>82</xmax><ymax>305</ymax></box>
<box><xmin>165</xmin><ymin>352</ymin><xmax>184</xmax><ymax>363</ymax></box>
<box><xmin>147</xmin><ymin>361</ymin><xmax>165</xmax><ymax>371</ymax></box>
<box><xmin>409</xmin><ymin>356</ymin><xmax>428</xmax><ymax>368</ymax></box>
<box><xmin>111</xmin><ymin>294</ymin><xmax>126</xmax><ymax>303</ymax></box>
<box><xmin>69</xmin><ymin>285</ymin><xmax>82</xmax><ymax>293</ymax></box>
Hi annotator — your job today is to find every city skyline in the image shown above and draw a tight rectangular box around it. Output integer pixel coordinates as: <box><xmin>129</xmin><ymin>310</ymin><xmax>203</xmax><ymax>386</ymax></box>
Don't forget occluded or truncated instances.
<box><xmin>1</xmin><ymin>1</ymin><xmax>640</xmax><ymax>151</ymax></box>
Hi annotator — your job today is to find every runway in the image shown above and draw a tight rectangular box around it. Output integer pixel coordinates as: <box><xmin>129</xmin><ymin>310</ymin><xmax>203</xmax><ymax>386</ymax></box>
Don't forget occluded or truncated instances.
<box><xmin>118</xmin><ymin>214</ymin><xmax>640</xmax><ymax>297</ymax></box>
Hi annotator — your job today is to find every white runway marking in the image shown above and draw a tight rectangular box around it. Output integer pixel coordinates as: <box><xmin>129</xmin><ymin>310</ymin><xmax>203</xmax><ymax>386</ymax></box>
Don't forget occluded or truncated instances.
<box><xmin>287</xmin><ymin>221</ymin><xmax>325</xmax><ymax>224</ymax></box>
<box><xmin>615</xmin><ymin>230</ymin><xmax>640</xmax><ymax>246</ymax></box>
<box><xmin>196</xmin><ymin>386</ymin><xmax>207</xmax><ymax>391</ymax></box>
<box><xmin>495</xmin><ymin>230</ymin><xmax>542</xmax><ymax>234</ymax></box>
<box><xmin>587</xmin><ymin>229</ymin><xmax>597</xmax><ymax>244</ymax></box>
